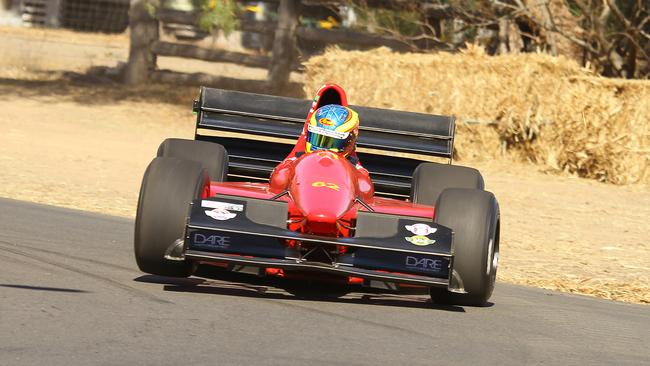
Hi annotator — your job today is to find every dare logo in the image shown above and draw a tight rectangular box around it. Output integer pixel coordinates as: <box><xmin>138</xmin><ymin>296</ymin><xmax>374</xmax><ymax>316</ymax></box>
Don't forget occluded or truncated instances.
<box><xmin>193</xmin><ymin>233</ymin><xmax>231</xmax><ymax>249</ymax></box>
<box><xmin>405</xmin><ymin>256</ymin><xmax>443</xmax><ymax>273</ymax></box>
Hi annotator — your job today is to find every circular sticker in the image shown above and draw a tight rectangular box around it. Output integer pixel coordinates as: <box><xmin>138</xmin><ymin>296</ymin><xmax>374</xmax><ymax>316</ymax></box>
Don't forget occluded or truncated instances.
<box><xmin>405</xmin><ymin>235</ymin><xmax>436</xmax><ymax>246</ymax></box>
<box><xmin>205</xmin><ymin>209</ymin><xmax>237</xmax><ymax>221</ymax></box>
<box><xmin>405</xmin><ymin>223</ymin><xmax>437</xmax><ymax>236</ymax></box>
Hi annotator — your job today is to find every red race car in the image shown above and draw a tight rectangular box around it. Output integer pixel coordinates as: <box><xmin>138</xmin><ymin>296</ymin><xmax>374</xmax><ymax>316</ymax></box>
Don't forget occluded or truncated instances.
<box><xmin>134</xmin><ymin>84</ymin><xmax>500</xmax><ymax>306</ymax></box>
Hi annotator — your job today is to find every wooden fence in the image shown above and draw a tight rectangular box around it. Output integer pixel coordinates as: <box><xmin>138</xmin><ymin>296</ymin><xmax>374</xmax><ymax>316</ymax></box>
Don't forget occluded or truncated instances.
<box><xmin>124</xmin><ymin>0</ymin><xmax>449</xmax><ymax>90</ymax></box>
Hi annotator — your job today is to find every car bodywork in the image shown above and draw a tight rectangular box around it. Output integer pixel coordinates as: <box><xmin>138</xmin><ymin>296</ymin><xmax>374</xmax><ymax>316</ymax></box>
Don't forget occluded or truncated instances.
<box><xmin>164</xmin><ymin>86</ymin><xmax>468</xmax><ymax>293</ymax></box>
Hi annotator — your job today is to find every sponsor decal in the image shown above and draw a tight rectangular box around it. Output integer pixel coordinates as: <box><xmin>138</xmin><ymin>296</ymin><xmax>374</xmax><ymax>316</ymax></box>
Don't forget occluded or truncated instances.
<box><xmin>307</xmin><ymin>124</ymin><xmax>349</xmax><ymax>139</ymax></box>
<box><xmin>193</xmin><ymin>233</ymin><xmax>230</xmax><ymax>249</ymax></box>
<box><xmin>405</xmin><ymin>256</ymin><xmax>443</xmax><ymax>273</ymax></box>
<box><xmin>405</xmin><ymin>235</ymin><xmax>435</xmax><ymax>246</ymax></box>
<box><xmin>205</xmin><ymin>208</ymin><xmax>236</xmax><ymax>221</ymax></box>
<box><xmin>201</xmin><ymin>200</ymin><xmax>244</xmax><ymax>212</ymax></box>
<box><xmin>319</xmin><ymin>117</ymin><xmax>334</xmax><ymax>126</ymax></box>
<box><xmin>311</xmin><ymin>181</ymin><xmax>340</xmax><ymax>191</ymax></box>
<box><xmin>405</xmin><ymin>223</ymin><xmax>437</xmax><ymax>236</ymax></box>
<box><xmin>316</xmin><ymin>104</ymin><xmax>350</xmax><ymax>122</ymax></box>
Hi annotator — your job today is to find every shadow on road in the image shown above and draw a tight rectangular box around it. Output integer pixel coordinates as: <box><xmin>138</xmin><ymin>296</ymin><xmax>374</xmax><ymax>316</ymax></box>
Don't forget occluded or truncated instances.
<box><xmin>134</xmin><ymin>268</ymin><xmax>468</xmax><ymax>312</ymax></box>
<box><xmin>0</xmin><ymin>283</ymin><xmax>90</xmax><ymax>293</ymax></box>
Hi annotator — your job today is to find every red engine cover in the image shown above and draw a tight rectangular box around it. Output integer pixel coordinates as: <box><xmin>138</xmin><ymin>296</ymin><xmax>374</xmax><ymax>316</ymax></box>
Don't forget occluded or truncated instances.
<box><xmin>289</xmin><ymin>151</ymin><xmax>357</xmax><ymax>234</ymax></box>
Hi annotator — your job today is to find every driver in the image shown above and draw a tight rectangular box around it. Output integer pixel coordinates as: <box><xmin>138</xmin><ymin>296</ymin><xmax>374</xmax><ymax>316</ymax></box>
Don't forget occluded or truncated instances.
<box><xmin>269</xmin><ymin>86</ymin><xmax>373</xmax><ymax>198</ymax></box>
<box><xmin>306</xmin><ymin>104</ymin><xmax>359</xmax><ymax>157</ymax></box>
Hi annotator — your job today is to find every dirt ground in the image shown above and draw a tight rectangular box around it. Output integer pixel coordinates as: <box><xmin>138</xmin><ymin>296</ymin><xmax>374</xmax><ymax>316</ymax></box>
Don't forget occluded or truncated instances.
<box><xmin>0</xmin><ymin>26</ymin><xmax>648</xmax><ymax>304</ymax></box>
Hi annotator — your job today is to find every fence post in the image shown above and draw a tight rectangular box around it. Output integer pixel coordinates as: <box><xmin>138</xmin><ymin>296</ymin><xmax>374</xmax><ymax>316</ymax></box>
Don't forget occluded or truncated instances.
<box><xmin>497</xmin><ymin>18</ymin><xmax>509</xmax><ymax>54</ymax></box>
<box><xmin>267</xmin><ymin>0</ymin><xmax>299</xmax><ymax>90</ymax></box>
<box><xmin>124</xmin><ymin>0</ymin><xmax>159</xmax><ymax>85</ymax></box>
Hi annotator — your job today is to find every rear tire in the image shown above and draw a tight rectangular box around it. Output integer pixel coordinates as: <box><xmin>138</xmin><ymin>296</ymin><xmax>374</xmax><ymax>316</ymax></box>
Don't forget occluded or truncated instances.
<box><xmin>134</xmin><ymin>157</ymin><xmax>208</xmax><ymax>277</ymax></box>
<box><xmin>410</xmin><ymin>162</ymin><xmax>484</xmax><ymax>206</ymax></box>
<box><xmin>157</xmin><ymin>138</ymin><xmax>228</xmax><ymax>182</ymax></box>
<box><xmin>430</xmin><ymin>188</ymin><xmax>500</xmax><ymax>306</ymax></box>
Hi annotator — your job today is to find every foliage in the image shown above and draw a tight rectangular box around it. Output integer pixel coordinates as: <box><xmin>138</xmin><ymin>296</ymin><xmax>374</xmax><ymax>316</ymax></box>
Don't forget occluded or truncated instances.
<box><xmin>354</xmin><ymin>6</ymin><xmax>421</xmax><ymax>37</ymax></box>
<box><xmin>549</xmin><ymin>0</ymin><xmax>649</xmax><ymax>78</ymax></box>
<box><xmin>144</xmin><ymin>0</ymin><xmax>161</xmax><ymax>18</ymax></box>
<box><xmin>195</xmin><ymin>0</ymin><xmax>239</xmax><ymax>36</ymax></box>
<box><xmin>145</xmin><ymin>0</ymin><xmax>240</xmax><ymax>36</ymax></box>
<box><xmin>341</xmin><ymin>0</ymin><xmax>649</xmax><ymax>79</ymax></box>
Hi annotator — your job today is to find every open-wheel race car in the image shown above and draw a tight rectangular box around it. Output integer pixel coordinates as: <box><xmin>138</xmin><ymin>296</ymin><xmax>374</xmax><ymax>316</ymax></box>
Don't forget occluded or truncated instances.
<box><xmin>134</xmin><ymin>84</ymin><xmax>500</xmax><ymax>306</ymax></box>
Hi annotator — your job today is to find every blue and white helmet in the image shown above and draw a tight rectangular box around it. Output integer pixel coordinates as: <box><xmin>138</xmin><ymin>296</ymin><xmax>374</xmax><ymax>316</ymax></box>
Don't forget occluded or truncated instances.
<box><xmin>306</xmin><ymin>104</ymin><xmax>359</xmax><ymax>155</ymax></box>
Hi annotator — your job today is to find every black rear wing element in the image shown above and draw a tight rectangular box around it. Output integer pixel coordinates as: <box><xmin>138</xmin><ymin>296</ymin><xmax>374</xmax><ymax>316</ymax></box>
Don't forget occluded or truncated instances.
<box><xmin>193</xmin><ymin>87</ymin><xmax>456</xmax><ymax>198</ymax></box>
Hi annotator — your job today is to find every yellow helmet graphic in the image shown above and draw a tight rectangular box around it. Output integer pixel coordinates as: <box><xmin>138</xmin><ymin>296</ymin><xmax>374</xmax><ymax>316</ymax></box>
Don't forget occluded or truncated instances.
<box><xmin>306</xmin><ymin>104</ymin><xmax>359</xmax><ymax>156</ymax></box>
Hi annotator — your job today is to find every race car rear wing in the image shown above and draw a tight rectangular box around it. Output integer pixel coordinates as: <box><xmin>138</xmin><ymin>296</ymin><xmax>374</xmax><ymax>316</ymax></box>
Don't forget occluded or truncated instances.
<box><xmin>193</xmin><ymin>87</ymin><xmax>456</xmax><ymax>198</ymax></box>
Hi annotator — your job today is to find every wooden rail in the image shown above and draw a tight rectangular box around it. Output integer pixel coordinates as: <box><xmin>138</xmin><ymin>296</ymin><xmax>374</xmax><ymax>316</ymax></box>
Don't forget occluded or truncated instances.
<box><xmin>124</xmin><ymin>0</ymin><xmax>451</xmax><ymax>88</ymax></box>
<box><xmin>152</xmin><ymin>41</ymin><xmax>271</xmax><ymax>68</ymax></box>
<box><xmin>151</xmin><ymin>41</ymin><xmax>303</xmax><ymax>71</ymax></box>
<box><xmin>296</xmin><ymin>27</ymin><xmax>413</xmax><ymax>51</ymax></box>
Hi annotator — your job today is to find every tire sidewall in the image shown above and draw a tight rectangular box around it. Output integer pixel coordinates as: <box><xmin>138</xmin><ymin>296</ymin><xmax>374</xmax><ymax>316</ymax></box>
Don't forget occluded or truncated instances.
<box><xmin>410</xmin><ymin>162</ymin><xmax>484</xmax><ymax>206</ymax></box>
<box><xmin>434</xmin><ymin>188</ymin><xmax>500</xmax><ymax>305</ymax></box>
<box><xmin>134</xmin><ymin>157</ymin><xmax>208</xmax><ymax>277</ymax></box>
<box><xmin>157</xmin><ymin>138</ymin><xmax>228</xmax><ymax>182</ymax></box>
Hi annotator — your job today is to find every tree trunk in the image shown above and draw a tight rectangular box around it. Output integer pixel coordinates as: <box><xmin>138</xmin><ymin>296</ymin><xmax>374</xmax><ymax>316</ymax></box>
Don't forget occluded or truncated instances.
<box><xmin>267</xmin><ymin>0</ymin><xmax>299</xmax><ymax>90</ymax></box>
<box><xmin>124</xmin><ymin>0</ymin><xmax>159</xmax><ymax>85</ymax></box>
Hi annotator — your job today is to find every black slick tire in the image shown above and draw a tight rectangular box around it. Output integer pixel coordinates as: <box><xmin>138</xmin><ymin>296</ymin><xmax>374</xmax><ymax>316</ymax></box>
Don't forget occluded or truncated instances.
<box><xmin>430</xmin><ymin>188</ymin><xmax>500</xmax><ymax>306</ymax></box>
<box><xmin>157</xmin><ymin>138</ymin><xmax>228</xmax><ymax>182</ymax></box>
<box><xmin>134</xmin><ymin>157</ymin><xmax>208</xmax><ymax>277</ymax></box>
<box><xmin>410</xmin><ymin>162</ymin><xmax>484</xmax><ymax>206</ymax></box>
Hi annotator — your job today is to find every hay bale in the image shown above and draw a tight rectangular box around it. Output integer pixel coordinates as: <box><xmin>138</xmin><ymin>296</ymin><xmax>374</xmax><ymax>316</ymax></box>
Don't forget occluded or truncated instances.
<box><xmin>303</xmin><ymin>46</ymin><xmax>650</xmax><ymax>184</ymax></box>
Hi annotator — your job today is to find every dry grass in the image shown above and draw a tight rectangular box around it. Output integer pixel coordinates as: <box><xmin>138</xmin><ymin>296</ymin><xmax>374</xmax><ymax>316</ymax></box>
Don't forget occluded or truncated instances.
<box><xmin>303</xmin><ymin>46</ymin><xmax>650</xmax><ymax>185</ymax></box>
<box><xmin>524</xmin><ymin>279</ymin><xmax>650</xmax><ymax>304</ymax></box>
<box><xmin>304</xmin><ymin>46</ymin><xmax>650</xmax><ymax>304</ymax></box>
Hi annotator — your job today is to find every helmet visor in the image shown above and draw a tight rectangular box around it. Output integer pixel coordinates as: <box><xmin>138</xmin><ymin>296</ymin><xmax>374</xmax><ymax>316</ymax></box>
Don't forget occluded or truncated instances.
<box><xmin>307</xmin><ymin>124</ymin><xmax>349</xmax><ymax>151</ymax></box>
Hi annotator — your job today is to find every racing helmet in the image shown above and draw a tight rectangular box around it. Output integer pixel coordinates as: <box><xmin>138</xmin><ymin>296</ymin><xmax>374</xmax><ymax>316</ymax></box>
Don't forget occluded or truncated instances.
<box><xmin>306</xmin><ymin>104</ymin><xmax>359</xmax><ymax>156</ymax></box>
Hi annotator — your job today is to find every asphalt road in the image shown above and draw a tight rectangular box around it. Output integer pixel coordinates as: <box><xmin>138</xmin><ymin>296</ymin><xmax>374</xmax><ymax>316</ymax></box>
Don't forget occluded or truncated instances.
<box><xmin>0</xmin><ymin>197</ymin><xmax>648</xmax><ymax>366</ymax></box>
